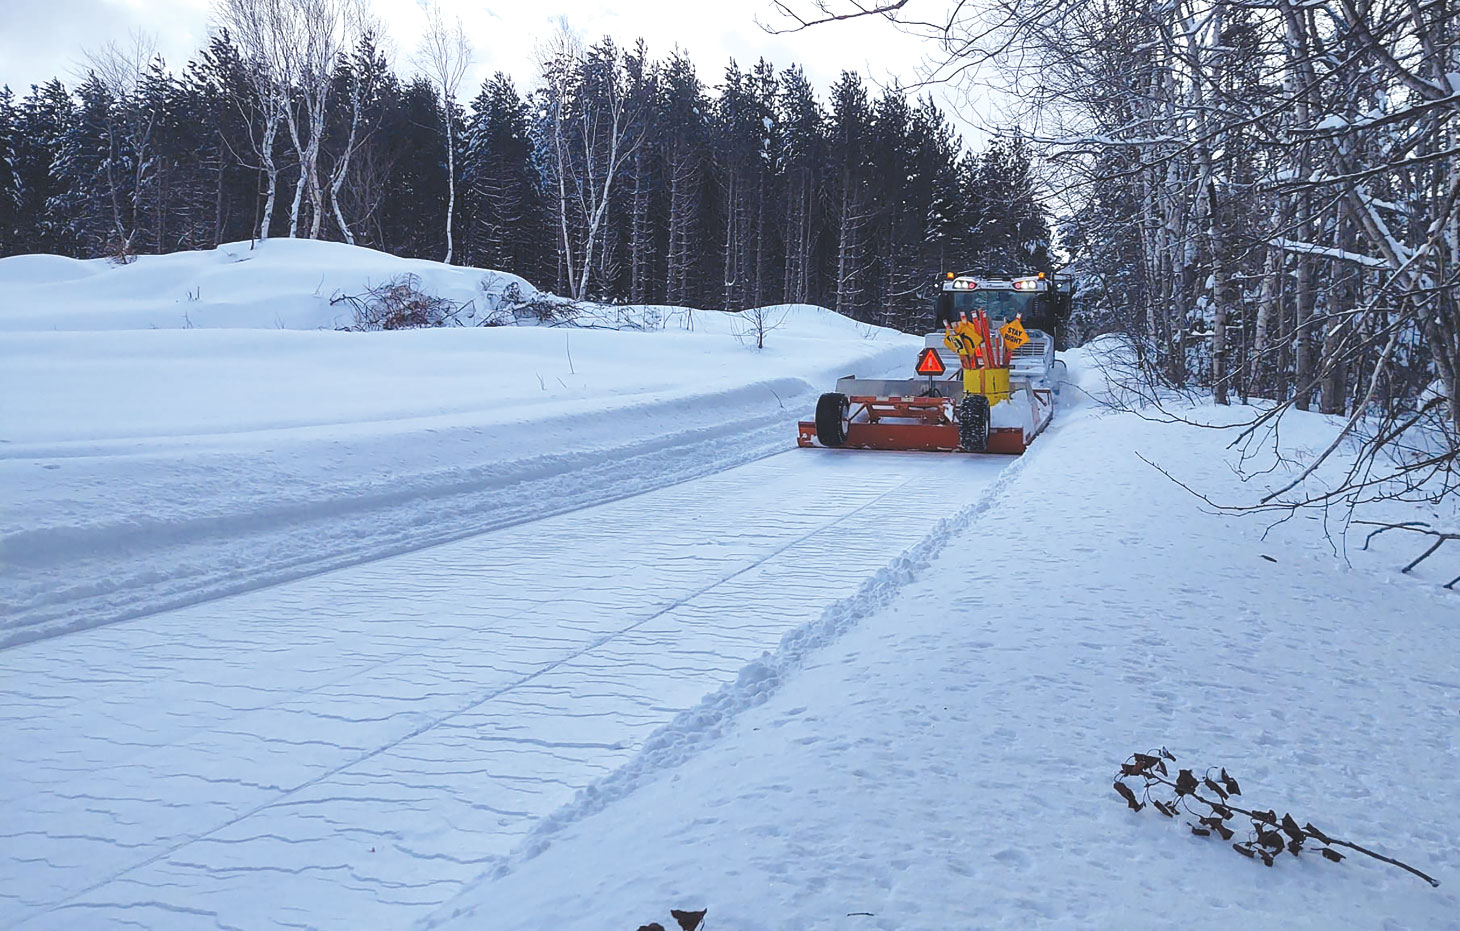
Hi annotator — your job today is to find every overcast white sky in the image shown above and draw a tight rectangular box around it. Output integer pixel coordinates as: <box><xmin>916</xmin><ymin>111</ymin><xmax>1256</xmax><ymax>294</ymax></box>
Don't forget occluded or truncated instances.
<box><xmin>0</xmin><ymin>0</ymin><xmax>998</xmax><ymax>144</ymax></box>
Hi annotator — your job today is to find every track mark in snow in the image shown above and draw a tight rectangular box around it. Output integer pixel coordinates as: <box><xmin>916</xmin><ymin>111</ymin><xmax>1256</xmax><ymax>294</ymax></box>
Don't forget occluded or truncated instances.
<box><xmin>461</xmin><ymin>447</ymin><xmax>1035</xmax><ymax>888</ymax></box>
<box><xmin>32</xmin><ymin>466</ymin><xmax>922</xmax><ymax>907</ymax></box>
<box><xmin>3</xmin><ymin>448</ymin><xmax>1009</xmax><ymax>929</ymax></box>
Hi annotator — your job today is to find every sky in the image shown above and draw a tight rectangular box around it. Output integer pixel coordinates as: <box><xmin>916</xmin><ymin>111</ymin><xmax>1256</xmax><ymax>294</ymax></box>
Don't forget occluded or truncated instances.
<box><xmin>0</xmin><ymin>0</ymin><xmax>995</xmax><ymax>145</ymax></box>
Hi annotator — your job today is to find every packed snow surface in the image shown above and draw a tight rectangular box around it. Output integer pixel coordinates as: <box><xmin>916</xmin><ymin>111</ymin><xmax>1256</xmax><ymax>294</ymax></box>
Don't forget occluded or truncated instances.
<box><xmin>3</xmin><ymin>242</ymin><xmax>1458</xmax><ymax>930</ymax></box>
<box><xmin>2</xmin><ymin>450</ymin><xmax>1008</xmax><ymax>929</ymax></box>
<box><xmin>430</xmin><ymin>391</ymin><xmax>1460</xmax><ymax>931</ymax></box>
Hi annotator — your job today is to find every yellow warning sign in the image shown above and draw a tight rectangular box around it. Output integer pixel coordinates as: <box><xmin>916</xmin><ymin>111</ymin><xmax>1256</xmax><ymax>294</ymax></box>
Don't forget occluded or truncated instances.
<box><xmin>1000</xmin><ymin>319</ymin><xmax>1029</xmax><ymax>351</ymax></box>
<box><xmin>944</xmin><ymin>320</ymin><xmax>983</xmax><ymax>356</ymax></box>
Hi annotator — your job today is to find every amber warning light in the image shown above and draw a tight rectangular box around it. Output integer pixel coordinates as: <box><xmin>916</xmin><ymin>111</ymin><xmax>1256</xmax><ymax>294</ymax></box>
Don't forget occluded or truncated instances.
<box><xmin>915</xmin><ymin>347</ymin><xmax>946</xmax><ymax>377</ymax></box>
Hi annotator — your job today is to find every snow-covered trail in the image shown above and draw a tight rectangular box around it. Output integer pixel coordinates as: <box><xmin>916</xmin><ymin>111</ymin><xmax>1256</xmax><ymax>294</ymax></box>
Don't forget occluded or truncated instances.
<box><xmin>0</xmin><ymin>446</ymin><xmax>1009</xmax><ymax>930</ymax></box>
<box><xmin>425</xmin><ymin>403</ymin><xmax>1460</xmax><ymax>931</ymax></box>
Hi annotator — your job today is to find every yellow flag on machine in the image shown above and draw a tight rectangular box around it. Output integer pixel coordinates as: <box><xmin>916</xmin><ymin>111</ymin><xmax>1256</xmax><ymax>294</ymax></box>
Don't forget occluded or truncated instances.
<box><xmin>1000</xmin><ymin>318</ymin><xmax>1029</xmax><ymax>351</ymax></box>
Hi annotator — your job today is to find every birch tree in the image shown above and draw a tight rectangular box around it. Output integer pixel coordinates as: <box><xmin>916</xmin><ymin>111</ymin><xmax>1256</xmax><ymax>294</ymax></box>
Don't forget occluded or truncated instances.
<box><xmin>536</xmin><ymin>25</ymin><xmax>641</xmax><ymax>301</ymax></box>
<box><xmin>417</xmin><ymin>1</ymin><xmax>471</xmax><ymax>264</ymax></box>
<box><xmin>285</xmin><ymin>0</ymin><xmax>360</xmax><ymax>238</ymax></box>
<box><xmin>214</xmin><ymin>0</ymin><xmax>295</xmax><ymax>241</ymax></box>
<box><xmin>325</xmin><ymin>29</ymin><xmax>381</xmax><ymax>246</ymax></box>
<box><xmin>81</xmin><ymin>32</ymin><xmax>161</xmax><ymax>254</ymax></box>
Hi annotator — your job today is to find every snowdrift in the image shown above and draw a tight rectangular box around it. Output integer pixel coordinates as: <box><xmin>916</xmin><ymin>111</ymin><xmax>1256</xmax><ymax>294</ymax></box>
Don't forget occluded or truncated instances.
<box><xmin>0</xmin><ymin>238</ymin><xmax>540</xmax><ymax>331</ymax></box>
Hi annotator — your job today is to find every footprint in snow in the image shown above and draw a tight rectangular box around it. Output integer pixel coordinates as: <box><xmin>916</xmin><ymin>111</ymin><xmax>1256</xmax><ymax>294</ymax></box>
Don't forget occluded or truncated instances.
<box><xmin>993</xmin><ymin>848</ymin><xmax>1032</xmax><ymax>870</ymax></box>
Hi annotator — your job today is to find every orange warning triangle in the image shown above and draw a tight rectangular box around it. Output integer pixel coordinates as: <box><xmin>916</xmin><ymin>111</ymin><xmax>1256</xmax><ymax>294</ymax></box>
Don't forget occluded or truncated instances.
<box><xmin>915</xmin><ymin>347</ymin><xmax>946</xmax><ymax>376</ymax></box>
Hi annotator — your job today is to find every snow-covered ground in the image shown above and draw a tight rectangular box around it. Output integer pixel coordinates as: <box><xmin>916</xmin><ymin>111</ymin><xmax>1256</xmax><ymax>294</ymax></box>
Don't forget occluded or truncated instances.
<box><xmin>1</xmin><ymin>449</ymin><xmax>1009</xmax><ymax>929</ymax></box>
<box><xmin>428</xmin><ymin>378</ymin><xmax>1460</xmax><ymax>931</ymax></box>
<box><xmin>1</xmin><ymin>240</ymin><xmax>910</xmax><ymax>647</ymax></box>
<box><xmin>3</xmin><ymin>242</ymin><xmax>1457</xmax><ymax>930</ymax></box>
<box><xmin>0</xmin><ymin>238</ymin><xmax>536</xmax><ymax>332</ymax></box>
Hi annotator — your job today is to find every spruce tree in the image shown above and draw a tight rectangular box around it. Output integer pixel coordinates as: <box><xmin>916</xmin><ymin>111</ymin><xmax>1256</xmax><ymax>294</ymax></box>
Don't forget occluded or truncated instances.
<box><xmin>377</xmin><ymin>78</ymin><xmax>450</xmax><ymax>260</ymax></box>
<box><xmin>973</xmin><ymin>134</ymin><xmax>1050</xmax><ymax>274</ymax></box>
<box><xmin>659</xmin><ymin>52</ymin><xmax>706</xmax><ymax>307</ymax></box>
<box><xmin>712</xmin><ymin>60</ymin><xmax>764</xmax><ymax>311</ymax></box>
<box><xmin>461</xmin><ymin>73</ymin><xmax>543</xmax><ymax>278</ymax></box>
<box><xmin>827</xmin><ymin>71</ymin><xmax>872</xmax><ymax>318</ymax></box>
<box><xmin>16</xmin><ymin>80</ymin><xmax>76</xmax><ymax>256</ymax></box>
<box><xmin>0</xmin><ymin>87</ymin><xmax>19</xmax><ymax>256</ymax></box>
<box><xmin>49</xmin><ymin>74</ymin><xmax>119</xmax><ymax>256</ymax></box>
<box><xmin>777</xmin><ymin>66</ymin><xmax>824</xmax><ymax>306</ymax></box>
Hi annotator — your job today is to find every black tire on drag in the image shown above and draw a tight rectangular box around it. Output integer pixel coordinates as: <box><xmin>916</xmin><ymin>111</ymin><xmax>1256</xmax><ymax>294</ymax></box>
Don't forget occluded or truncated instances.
<box><xmin>958</xmin><ymin>394</ymin><xmax>990</xmax><ymax>452</ymax></box>
<box><xmin>815</xmin><ymin>392</ymin><xmax>850</xmax><ymax>447</ymax></box>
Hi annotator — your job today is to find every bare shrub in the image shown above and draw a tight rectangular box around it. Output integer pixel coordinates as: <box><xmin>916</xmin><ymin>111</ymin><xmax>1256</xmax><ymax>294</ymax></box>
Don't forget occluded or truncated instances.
<box><xmin>332</xmin><ymin>274</ymin><xmax>472</xmax><ymax>330</ymax></box>
<box><xmin>483</xmin><ymin>281</ymin><xmax>580</xmax><ymax>326</ymax></box>
<box><xmin>732</xmin><ymin>304</ymin><xmax>790</xmax><ymax>349</ymax></box>
<box><xmin>105</xmin><ymin>232</ymin><xmax>137</xmax><ymax>266</ymax></box>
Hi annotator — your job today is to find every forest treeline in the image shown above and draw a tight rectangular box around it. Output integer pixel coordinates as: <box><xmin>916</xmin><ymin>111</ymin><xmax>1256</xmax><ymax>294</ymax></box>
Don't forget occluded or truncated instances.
<box><xmin>897</xmin><ymin>0</ymin><xmax>1458</xmax><ymax>442</ymax></box>
<box><xmin>0</xmin><ymin>12</ymin><xmax>1052</xmax><ymax>332</ymax></box>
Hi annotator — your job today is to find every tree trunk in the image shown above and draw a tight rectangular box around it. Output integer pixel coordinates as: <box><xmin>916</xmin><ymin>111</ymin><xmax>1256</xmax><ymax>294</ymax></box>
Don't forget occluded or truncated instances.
<box><xmin>722</xmin><ymin>167</ymin><xmax>737</xmax><ymax>310</ymax></box>
<box><xmin>1320</xmin><ymin>201</ymin><xmax>1353</xmax><ymax>414</ymax></box>
<box><xmin>630</xmin><ymin>147</ymin><xmax>650</xmax><ymax>304</ymax></box>
<box><xmin>1207</xmin><ymin>181</ymin><xmax>1232</xmax><ymax>405</ymax></box>
<box><xmin>443</xmin><ymin>106</ymin><xmax>455</xmax><ymax>263</ymax></box>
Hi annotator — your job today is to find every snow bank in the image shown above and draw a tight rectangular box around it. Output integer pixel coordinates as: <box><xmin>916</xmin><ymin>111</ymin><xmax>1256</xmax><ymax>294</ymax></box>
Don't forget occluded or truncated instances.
<box><xmin>0</xmin><ymin>240</ymin><xmax>919</xmax><ymax>645</ymax></box>
<box><xmin>0</xmin><ymin>238</ymin><xmax>537</xmax><ymax>331</ymax></box>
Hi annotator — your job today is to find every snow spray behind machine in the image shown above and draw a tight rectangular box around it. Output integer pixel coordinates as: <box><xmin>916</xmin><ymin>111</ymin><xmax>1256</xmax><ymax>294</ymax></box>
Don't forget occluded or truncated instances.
<box><xmin>798</xmin><ymin>272</ymin><xmax>1070</xmax><ymax>454</ymax></box>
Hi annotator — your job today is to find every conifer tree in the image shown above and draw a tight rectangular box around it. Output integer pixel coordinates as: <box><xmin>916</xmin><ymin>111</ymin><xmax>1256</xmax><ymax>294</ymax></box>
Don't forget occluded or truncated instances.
<box><xmin>16</xmin><ymin>80</ymin><xmax>76</xmax><ymax>256</ymax></box>
<box><xmin>0</xmin><ymin>87</ymin><xmax>21</xmax><ymax>256</ymax></box>
<box><xmin>462</xmin><ymin>73</ymin><xmax>543</xmax><ymax>279</ymax></box>
<box><xmin>0</xmin><ymin>34</ymin><xmax>1057</xmax><ymax>338</ymax></box>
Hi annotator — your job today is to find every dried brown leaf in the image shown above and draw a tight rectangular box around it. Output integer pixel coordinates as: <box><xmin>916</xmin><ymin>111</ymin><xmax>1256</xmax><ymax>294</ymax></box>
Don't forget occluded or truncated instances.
<box><xmin>1175</xmin><ymin>770</ymin><xmax>1199</xmax><ymax>796</ymax></box>
<box><xmin>1280</xmin><ymin>813</ymin><xmax>1304</xmax><ymax>842</ymax></box>
<box><xmin>1220</xmin><ymin>769</ymin><xmax>1241</xmax><ymax>796</ymax></box>
<box><xmin>1114</xmin><ymin>782</ymin><xmax>1144</xmax><ymax>812</ymax></box>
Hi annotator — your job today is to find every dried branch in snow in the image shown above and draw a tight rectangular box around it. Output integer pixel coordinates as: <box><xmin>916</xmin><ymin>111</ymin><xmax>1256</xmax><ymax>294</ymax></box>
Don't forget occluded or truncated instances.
<box><xmin>1115</xmin><ymin>749</ymin><xmax>1440</xmax><ymax>886</ymax></box>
